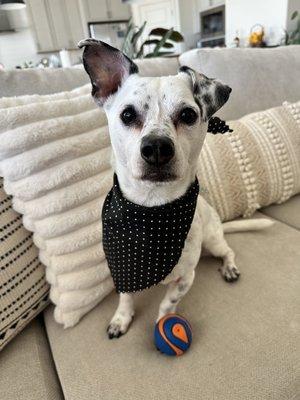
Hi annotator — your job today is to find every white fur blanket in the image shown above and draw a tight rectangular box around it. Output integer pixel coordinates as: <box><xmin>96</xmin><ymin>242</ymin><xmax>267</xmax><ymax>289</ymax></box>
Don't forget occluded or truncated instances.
<box><xmin>0</xmin><ymin>85</ymin><xmax>299</xmax><ymax>327</ymax></box>
<box><xmin>0</xmin><ymin>85</ymin><xmax>114</xmax><ymax>327</ymax></box>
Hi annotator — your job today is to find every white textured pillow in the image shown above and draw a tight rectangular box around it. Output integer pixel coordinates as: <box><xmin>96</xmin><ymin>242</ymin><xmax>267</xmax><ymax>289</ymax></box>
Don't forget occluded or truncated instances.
<box><xmin>0</xmin><ymin>87</ymin><xmax>299</xmax><ymax>328</ymax></box>
<box><xmin>0</xmin><ymin>86</ymin><xmax>114</xmax><ymax>327</ymax></box>
<box><xmin>199</xmin><ymin>101</ymin><xmax>300</xmax><ymax>221</ymax></box>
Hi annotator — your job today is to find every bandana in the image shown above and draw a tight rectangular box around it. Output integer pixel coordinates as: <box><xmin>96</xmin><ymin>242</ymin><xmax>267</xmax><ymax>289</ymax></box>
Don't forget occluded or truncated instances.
<box><xmin>208</xmin><ymin>117</ymin><xmax>233</xmax><ymax>134</ymax></box>
<box><xmin>102</xmin><ymin>175</ymin><xmax>199</xmax><ymax>293</ymax></box>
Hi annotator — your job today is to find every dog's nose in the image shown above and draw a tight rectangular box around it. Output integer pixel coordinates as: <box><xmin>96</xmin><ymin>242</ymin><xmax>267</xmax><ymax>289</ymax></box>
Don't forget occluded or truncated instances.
<box><xmin>141</xmin><ymin>135</ymin><xmax>175</xmax><ymax>166</ymax></box>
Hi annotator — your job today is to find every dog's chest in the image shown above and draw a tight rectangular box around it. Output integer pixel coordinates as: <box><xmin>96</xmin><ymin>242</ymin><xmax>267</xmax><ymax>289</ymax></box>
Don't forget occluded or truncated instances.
<box><xmin>161</xmin><ymin>202</ymin><xmax>203</xmax><ymax>284</ymax></box>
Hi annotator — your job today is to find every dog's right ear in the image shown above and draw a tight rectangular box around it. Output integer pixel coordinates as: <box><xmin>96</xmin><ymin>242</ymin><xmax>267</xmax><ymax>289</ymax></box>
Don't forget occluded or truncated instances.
<box><xmin>179</xmin><ymin>66</ymin><xmax>232</xmax><ymax>121</ymax></box>
<box><xmin>78</xmin><ymin>39</ymin><xmax>139</xmax><ymax>106</ymax></box>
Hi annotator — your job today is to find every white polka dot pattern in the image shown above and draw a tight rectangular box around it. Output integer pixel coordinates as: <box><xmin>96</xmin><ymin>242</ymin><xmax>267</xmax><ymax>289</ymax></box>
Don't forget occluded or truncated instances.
<box><xmin>102</xmin><ymin>175</ymin><xmax>199</xmax><ymax>293</ymax></box>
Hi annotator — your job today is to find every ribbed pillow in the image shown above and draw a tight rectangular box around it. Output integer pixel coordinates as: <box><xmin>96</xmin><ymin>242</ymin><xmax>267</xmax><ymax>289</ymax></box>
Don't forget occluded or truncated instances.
<box><xmin>198</xmin><ymin>101</ymin><xmax>300</xmax><ymax>221</ymax></box>
<box><xmin>0</xmin><ymin>177</ymin><xmax>49</xmax><ymax>350</ymax></box>
<box><xmin>0</xmin><ymin>87</ymin><xmax>299</xmax><ymax>328</ymax></box>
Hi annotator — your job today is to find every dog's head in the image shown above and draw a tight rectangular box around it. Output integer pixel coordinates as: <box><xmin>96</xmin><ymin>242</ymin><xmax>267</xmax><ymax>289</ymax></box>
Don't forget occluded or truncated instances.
<box><xmin>79</xmin><ymin>39</ymin><xmax>231</xmax><ymax>184</ymax></box>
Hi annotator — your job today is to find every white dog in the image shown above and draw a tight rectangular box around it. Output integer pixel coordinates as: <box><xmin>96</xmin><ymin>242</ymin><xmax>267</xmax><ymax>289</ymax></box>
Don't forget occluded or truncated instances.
<box><xmin>79</xmin><ymin>39</ymin><xmax>273</xmax><ymax>339</ymax></box>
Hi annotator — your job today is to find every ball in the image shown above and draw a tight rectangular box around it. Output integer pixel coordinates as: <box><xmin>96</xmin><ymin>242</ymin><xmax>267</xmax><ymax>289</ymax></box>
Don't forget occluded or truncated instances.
<box><xmin>154</xmin><ymin>314</ymin><xmax>192</xmax><ymax>356</ymax></box>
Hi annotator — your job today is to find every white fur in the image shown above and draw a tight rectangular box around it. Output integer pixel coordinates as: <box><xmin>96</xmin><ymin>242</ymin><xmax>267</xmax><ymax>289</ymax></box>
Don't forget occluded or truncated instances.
<box><xmin>103</xmin><ymin>72</ymin><xmax>273</xmax><ymax>338</ymax></box>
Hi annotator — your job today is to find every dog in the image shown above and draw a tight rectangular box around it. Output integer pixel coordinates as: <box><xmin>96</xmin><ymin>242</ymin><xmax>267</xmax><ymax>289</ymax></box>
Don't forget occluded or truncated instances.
<box><xmin>79</xmin><ymin>39</ymin><xmax>273</xmax><ymax>339</ymax></box>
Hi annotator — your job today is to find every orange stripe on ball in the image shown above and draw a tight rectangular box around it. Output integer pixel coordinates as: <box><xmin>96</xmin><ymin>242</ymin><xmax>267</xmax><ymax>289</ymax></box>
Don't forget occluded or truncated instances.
<box><xmin>158</xmin><ymin>315</ymin><xmax>183</xmax><ymax>356</ymax></box>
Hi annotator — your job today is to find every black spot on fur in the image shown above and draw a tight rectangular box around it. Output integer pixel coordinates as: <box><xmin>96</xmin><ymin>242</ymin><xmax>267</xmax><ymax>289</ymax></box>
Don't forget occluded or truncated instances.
<box><xmin>199</xmin><ymin>80</ymin><xmax>210</xmax><ymax>90</ymax></box>
<box><xmin>194</xmin><ymin>97</ymin><xmax>203</xmax><ymax>118</ymax></box>
<box><xmin>215</xmin><ymin>84</ymin><xmax>232</xmax><ymax>106</ymax></box>
<box><xmin>178</xmin><ymin>283</ymin><xmax>187</xmax><ymax>292</ymax></box>
<box><xmin>179</xmin><ymin>65</ymin><xmax>191</xmax><ymax>73</ymax></box>
<box><xmin>91</xmin><ymin>83</ymin><xmax>98</xmax><ymax>97</ymax></box>
<box><xmin>193</xmin><ymin>81</ymin><xmax>200</xmax><ymax>95</ymax></box>
<box><xmin>206</xmin><ymin>104</ymin><xmax>215</xmax><ymax>119</ymax></box>
<box><xmin>202</xmin><ymin>93</ymin><xmax>213</xmax><ymax>105</ymax></box>
<box><xmin>144</xmin><ymin>103</ymin><xmax>149</xmax><ymax>110</ymax></box>
<box><xmin>129</xmin><ymin>62</ymin><xmax>139</xmax><ymax>75</ymax></box>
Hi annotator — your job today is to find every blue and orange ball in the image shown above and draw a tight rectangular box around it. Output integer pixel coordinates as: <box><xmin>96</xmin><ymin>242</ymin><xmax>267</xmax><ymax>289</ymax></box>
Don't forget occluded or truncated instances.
<box><xmin>154</xmin><ymin>314</ymin><xmax>192</xmax><ymax>356</ymax></box>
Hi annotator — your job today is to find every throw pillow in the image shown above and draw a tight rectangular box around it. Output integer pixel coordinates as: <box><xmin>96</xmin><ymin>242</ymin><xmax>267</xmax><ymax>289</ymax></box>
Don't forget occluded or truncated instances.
<box><xmin>0</xmin><ymin>177</ymin><xmax>49</xmax><ymax>350</ymax></box>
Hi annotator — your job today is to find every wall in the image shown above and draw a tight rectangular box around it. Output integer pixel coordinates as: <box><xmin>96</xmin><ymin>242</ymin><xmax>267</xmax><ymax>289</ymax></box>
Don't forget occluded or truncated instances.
<box><xmin>286</xmin><ymin>0</ymin><xmax>300</xmax><ymax>31</ymax></box>
<box><xmin>130</xmin><ymin>0</ymin><xmax>299</xmax><ymax>50</ymax></box>
<box><xmin>178</xmin><ymin>0</ymin><xmax>199</xmax><ymax>50</ymax></box>
<box><xmin>226</xmin><ymin>0</ymin><xmax>289</xmax><ymax>47</ymax></box>
<box><xmin>178</xmin><ymin>0</ymin><xmax>226</xmax><ymax>50</ymax></box>
<box><xmin>0</xmin><ymin>28</ymin><xmax>82</xmax><ymax>70</ymax></box>
<box><xmin>0</xmin><ymin>28</ymin><xmax>40</xmax><ymax>69</ymax></box>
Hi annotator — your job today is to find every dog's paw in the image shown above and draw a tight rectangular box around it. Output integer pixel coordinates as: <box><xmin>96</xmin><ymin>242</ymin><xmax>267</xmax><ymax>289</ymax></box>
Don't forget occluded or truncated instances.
<box><xmin>107</xmin><ymin>315</ymin><xmax>133</xmax><ymax>339</ymax></box>
<box><xmin>219</xmin><ymin>265</ymin><xmax>240</xmax><ymax>282</ymax></box>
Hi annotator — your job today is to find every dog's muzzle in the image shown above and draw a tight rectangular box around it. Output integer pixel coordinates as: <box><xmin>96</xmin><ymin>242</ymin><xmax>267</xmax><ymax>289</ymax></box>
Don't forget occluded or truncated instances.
<box><xmin>140</xmin><ymin>134</ymin><xmax>175</xmax><ymax>167</ymax></box>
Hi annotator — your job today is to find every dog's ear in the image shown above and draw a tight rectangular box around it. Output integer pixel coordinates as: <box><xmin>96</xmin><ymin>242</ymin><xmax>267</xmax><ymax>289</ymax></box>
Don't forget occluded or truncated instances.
<box><xmin>179</xmin><ymin>66</ymin><xmax>232</xmax><ymax>121</ymax></box>
<box><xmin>78</xmin><ymin>39</ymin><xmax>139</xmax><ymax>105</ymax></box>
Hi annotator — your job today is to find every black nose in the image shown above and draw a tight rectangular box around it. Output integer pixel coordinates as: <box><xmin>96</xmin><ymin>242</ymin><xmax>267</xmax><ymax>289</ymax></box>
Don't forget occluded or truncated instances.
<box><xmin>141</xmin><ymin>135</ymin><xmax>175</xmax><ymax>166</ymax></box>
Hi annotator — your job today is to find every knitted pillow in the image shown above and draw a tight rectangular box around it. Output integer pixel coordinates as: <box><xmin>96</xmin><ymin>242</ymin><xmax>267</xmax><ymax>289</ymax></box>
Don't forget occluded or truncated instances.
<box><xmin>0</xmin><ymin>87</ymin><xmax>299</xmax><ymax>328</ymax></box>
<box><xmin>0</xmin><ymin>178</ymin><xmax>49</xmax><ymax>350</ymax></box>
<box><xmin>198</xmin><ymin>101</ymin><xmax>300</xmax><ymax>221</ymax></box>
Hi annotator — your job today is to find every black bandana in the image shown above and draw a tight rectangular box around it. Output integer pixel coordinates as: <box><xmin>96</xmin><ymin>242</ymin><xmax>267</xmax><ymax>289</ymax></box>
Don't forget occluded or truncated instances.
<box><xmin>102</xmin><ymin>175</ymin><xmax>199</xmax><ymax>293</ymax></box>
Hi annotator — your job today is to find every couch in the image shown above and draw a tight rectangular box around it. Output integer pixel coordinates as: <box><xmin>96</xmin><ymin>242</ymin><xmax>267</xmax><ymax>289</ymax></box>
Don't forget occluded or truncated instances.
<box><xmin>0</xmin><ymin>46</ymin><xmax>299</xmax><ymax>400</ymax></box>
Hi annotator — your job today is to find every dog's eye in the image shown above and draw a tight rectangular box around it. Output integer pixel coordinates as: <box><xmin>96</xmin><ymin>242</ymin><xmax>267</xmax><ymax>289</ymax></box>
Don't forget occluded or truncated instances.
<box><xmin>120</xmin><ymin>106</ymin><xmax>137</xmax><ymax>126</ymax></box>
<box><xmin>179</xmin><ymin>107</ymin><xmax>198</xmax><ymax>125</ymax></box>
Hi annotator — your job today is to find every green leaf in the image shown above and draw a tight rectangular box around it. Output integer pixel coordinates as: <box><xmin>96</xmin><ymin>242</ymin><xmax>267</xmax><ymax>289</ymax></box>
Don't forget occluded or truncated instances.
<box><xmin>142</xmin><ymin>39</ymin><xmax>160</xmax><ymax>46</ymax></box>
<box><xmin>122</xmin><ymin>20</ymin><xmax>147</xmax><ymax>59</ymax></box>
<box><xmin>149</xmin><ymin>27</ymin><xmax>184</xmax><ymax>42</ymax></box>
<box><xmin>121</xmin><ymin>22</ymin><xmax>136</xmax><ymax>58</ymax></box>
<box><xmin>153</xmin><ymin>28</ymin><xmax>174</xmax><ymax>57</ymax></box>
<box><xmin>154</xmin><ymin>51</ymin><xmax>174</xmax><ymax>56</ymax></box>
<box><xmin>291</xmin><ymin>10</ymin><xmax>298</xmax><ymax>20</ymax></box>
<box><xmin>162</xmin><ymin>41</ymin><xmax>174</xmax><ymax>48</ymax></box>
<box><xmin>132</xmin><ymin>21</ymin><xmax>146</xmax><ymax>46</ymax></box>
<box><xmin>136</xmin><ymin>38</ymin><xmax>157</xmax><ymax>58</ymax></box>
<box><xmin>136</xmin><ymin>47</ymin><xmax>144</xmax><ymax>58</ymax></box>
<box><xmin>145</xmin><ymin>51</ymin><xmax>174</xmax><ymax>58</ymax></box>
<box><xmin>141</xmin><ymin>39</ymin><xmax>174</xmax><ymax>48</ymax></box>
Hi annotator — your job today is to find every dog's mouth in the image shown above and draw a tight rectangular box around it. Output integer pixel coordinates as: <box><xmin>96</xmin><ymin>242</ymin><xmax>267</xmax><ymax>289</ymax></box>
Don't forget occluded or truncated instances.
<box><xmin>140</xmin><ymin>169</ymin><xmax>177</xmax><ymax>182</ymax></box>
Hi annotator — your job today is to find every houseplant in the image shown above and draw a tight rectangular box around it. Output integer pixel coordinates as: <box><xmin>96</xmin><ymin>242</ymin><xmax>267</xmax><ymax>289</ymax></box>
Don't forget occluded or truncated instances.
<box><xmin>122</xmin><ymin>19</ymin><xmax>184</xmax><ymax>59</ymax></box>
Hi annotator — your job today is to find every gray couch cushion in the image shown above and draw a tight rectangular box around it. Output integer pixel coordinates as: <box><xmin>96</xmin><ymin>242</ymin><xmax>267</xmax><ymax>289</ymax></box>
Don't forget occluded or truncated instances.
<box><xmin>0</xmin><ymin>68</ymin><xmax>89</xmax><ymax>97</ymax></box>
<box><xmin>261</xmin><ymin>194</ymin><xmax>300</xmax><ymax>230</ymax></box>
<box><xmin>179</xmin><ymin>46</ymin><xmax>300</xmax><ymax>120</ymax></box>
<box><xmin>0</xmin><ymin>317</ymin><xmax>63</xmax><ymax>400</ymax></box>
<box><xmin>135</xmin><ymin>56</ymin><xmax>179</xmax><ymax>77</ymax></box>
<box><xmin>44</xmin><ymin>215</ymin><xmax>300</xmax><ymax>400</ymax></box>
<box><xmin>0</xmin><ymin>57</ymin><xmax>179</xmax><ymax>98</ymax></box>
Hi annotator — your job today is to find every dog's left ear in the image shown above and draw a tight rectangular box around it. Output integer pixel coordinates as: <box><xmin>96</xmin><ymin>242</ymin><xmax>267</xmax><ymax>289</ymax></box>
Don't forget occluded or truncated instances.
<box><xmin>179</xmin><ymin>66</ymin><xmax>232</xmax><ymax>121</ymax></box>
<box><xmin>78</xmin><ymin>39</ymin><xmax>139</xmax><ymax>105</ymax></box>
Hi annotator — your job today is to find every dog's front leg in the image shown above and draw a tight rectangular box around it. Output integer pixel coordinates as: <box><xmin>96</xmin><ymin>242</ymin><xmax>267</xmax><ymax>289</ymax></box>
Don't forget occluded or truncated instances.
<box><xmin>107</xmin><ymin>293</ymin><xmax>134</xmax><ymax>339</ymax></box>
<box><xmin>157</xmin><ymin>270</ymin><xmax>195</xmax><ymax>321</ymax></box>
